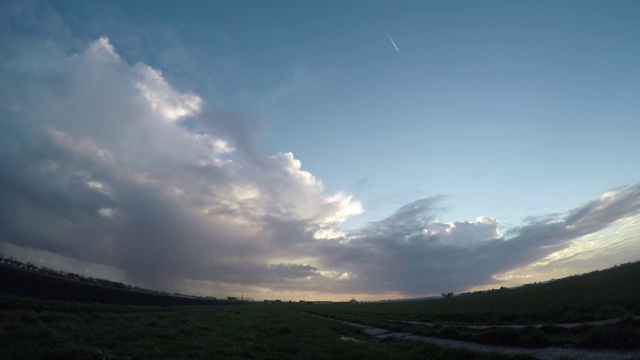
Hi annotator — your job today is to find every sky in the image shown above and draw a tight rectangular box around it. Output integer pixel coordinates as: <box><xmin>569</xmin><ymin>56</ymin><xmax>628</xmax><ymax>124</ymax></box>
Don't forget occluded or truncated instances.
<box><xmin>1</xmin><ymin>0</ymin><xmax>639</xmax><ymax>301</ymax></box>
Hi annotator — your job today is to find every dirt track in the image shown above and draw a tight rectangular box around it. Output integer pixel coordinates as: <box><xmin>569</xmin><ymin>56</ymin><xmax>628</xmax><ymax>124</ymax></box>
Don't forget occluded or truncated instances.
<box><xmin>315</xmin><ymin>314</ymin><xmax>640</xmax><ymax>360</ymax></box>
<box><xmin>402</xmin><ymin>317</ymin><xmax>640</xmax><ymax>330</ymax></box>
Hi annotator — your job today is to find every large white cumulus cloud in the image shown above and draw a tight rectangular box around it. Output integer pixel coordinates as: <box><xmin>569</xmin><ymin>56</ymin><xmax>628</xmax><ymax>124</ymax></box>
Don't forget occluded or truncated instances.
<box><xmin>0</xmin><ymin>27</ymin><xmax>364</xmax><ymax>290</ymax></box>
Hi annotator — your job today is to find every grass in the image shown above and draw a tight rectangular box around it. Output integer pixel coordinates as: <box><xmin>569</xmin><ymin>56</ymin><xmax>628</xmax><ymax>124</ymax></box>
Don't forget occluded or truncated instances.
<box><xmin>0</xmin><ymin>296</ymin><xmax>534</xmax><ymax>360</ymax></box>
<box><xmin>294</xmin><ymin>262</ymin><xmax>640</xmax><ymax>351</ymax></box>
<box><xmin>0</xmin><ymin>265</ymin><xmax>227</xmax><ymax>307</ymax></box>
<box><xmin>2</xmin><ymin>261</ymin><xmax>639</xmax><ymax>357</ymax></box>
<box><xmin>305</xmin><ymin>262</ymin><xmax>640</xmax><ymax>324</ymax></box>
<box><xmin>301</xmin><ymin>307</ymin><xmax>640</xmax><ymax>350</ymax></box>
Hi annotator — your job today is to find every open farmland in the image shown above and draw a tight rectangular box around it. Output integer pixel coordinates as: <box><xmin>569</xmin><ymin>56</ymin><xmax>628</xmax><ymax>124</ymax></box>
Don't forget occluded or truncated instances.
<box><xmin>299</xmin><ymin>262</ymin><xmax>640</xmax><ymax>354</ymax></box>
<box><xmin>0</xmin><ymin>263</ymin><xmax>531</xmax><ymax>359</ymax></box>
<box><xmin>0</xmin><ymin>296</ymin><xmax>539</xmax><ymax>360</ymax></box>
<box><xmin>1</xmin><ymin>262</ymin><xmax>640</xmax><ymax>359</ymax></box>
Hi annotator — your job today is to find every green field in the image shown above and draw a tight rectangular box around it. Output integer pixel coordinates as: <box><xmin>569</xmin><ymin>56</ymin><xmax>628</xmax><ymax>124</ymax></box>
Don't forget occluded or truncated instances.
<box><xmin>2</xmin><ymin>262</ymin><xmax>639</xmax><ymax>358</ymax></box>
<box><xmin>0</xmin><ymin>296</ymin><xmax>534</xmax><ymax>360</ymax></box>
<box><xmin>298</xmin><ymin>262</ymin><xmax>640</xmax><ymax>351</ymax></box>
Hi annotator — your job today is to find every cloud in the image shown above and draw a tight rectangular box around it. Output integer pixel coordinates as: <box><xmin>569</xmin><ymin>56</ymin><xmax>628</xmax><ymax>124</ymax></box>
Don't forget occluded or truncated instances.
<box><xmin>494</xmin><ymin>214</ymin><xmax>640</xmax><ymax>286</ymax></box>
<box><xmin>301</xmin><ymin>184</ymin><xmax>640</xmax><ymax>296</ymax></box>
<box><xmin>133</xmin><ymin>62</ymin><xmax>202</xmax><ymax>122</ymax></box>
<box><xmin>2</xmin><ymin>2</ymin><xmax>640</xmax><ymax>299</ymax></box>
<box><xmin>0</xmin><ymin>5</ymin><xmax>363</xmax><ymax>293</ymax></box>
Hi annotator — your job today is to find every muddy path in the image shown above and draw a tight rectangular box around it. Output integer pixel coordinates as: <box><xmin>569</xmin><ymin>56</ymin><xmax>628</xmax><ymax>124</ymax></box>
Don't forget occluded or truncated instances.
<box><xmin>309</xmin><ymin>313</ymin><xmax>640</xmax><ymax>360</ymax></box>
<box><xmin>401</xmin><ymin>316</ymin><xmax>640</xmax><ymax>330</ymax></box>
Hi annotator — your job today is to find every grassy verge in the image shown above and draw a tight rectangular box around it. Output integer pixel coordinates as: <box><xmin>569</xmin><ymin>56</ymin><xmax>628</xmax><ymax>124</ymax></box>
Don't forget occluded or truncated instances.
<box><xmin>0</xmin><ymin>296</ymin><xmax>535</xmax><ymax>360</ymax></box>
<box><xmin>301</xmin><ymin>308</ymin><xmax>640</xmax><ymax>350</ymax></box>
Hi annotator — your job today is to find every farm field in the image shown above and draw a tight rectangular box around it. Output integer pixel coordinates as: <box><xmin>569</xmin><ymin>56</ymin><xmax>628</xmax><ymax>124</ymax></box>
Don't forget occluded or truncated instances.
<box><xmin>299</xmin><ymin>262</ymin><xmax>640</xmax><ymax>353</ymax></box>
<box><xmin>1</xmin><ymin>262</ymin><xmax>640</xmax><ymax>359</ymax></box>
<box><xmin>0</xmin><ymin>296</ymin><xmax>535</xmax><ymax>360</ymax></box>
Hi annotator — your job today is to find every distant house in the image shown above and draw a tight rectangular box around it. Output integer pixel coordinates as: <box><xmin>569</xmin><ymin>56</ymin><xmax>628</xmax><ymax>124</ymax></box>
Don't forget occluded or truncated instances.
<box><xmin>227</xmin><ymin>296</ymin><xmax>237</xmax><ymax>301</ymax></box>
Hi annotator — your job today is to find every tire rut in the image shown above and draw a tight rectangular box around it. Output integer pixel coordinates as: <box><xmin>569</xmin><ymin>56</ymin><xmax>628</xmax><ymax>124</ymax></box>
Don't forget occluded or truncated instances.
<box><xmin>309</xmin><ymin>313</ymin><xmax>640</xmax><ymax>360</ymax></box>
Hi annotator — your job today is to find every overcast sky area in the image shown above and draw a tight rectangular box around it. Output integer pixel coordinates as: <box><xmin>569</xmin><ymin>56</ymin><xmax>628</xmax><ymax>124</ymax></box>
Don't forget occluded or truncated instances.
<box><xmin>1</xmin><ymin>0</ymin><xmax>640</xmax><ymax>301</ymax></box>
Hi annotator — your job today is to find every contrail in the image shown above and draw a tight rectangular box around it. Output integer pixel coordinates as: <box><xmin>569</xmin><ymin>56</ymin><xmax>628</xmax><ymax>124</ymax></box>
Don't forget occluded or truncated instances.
<box><xmin>386</xmin><ymin>32</ymin><xmax>400</xmax><ymax>52</ymax></box>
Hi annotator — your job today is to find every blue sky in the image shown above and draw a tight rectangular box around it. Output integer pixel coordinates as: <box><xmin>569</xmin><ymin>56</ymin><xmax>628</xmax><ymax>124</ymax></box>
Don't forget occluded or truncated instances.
<box><xmin>1</xmin><ymin>0</ymin><xmax>639</xmax><ymax>300</ymax></box>
<box><xmin>86</xmin><ymin>0</ymin><xmax>640</xmax><ymax>228</ymax></box>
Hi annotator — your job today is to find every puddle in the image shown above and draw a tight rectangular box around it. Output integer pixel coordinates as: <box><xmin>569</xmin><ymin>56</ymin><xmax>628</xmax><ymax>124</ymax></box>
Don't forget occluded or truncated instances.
<box><xmin>308</xmin><ymin>312</ymin><xmax>640</xmax><ymax>360</ymax></box>
<box><xmin>340</xmin><ymin>335</ymin><xmax>362</xmax><ymax>342</ymax></box>
<box><xmin>403</xmin><ymin>316</ymin><xmax>640</xmax><ymax>330</ymax></box>
<box><xmin>363</xmin><ymin>328</ymin><xmax>389</xmax><ymax>336</ymax></box>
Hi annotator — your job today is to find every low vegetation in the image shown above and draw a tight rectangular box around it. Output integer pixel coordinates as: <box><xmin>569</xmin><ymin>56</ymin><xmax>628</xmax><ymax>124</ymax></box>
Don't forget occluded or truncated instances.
<box><xmin>1</xmin><ymin>260</ymin><xmax>639</xmax><ymax>358</ymax></box>
<box><xmin>0</xmin><ymin>265</ymin><xmax>226</xmax><ymax>306</ymax></box>
<box><xmin>298</xmin><ymin>262</ymin><xmax>640</xmax><ymax>351</ymax></box>
<box><xmin>0</xmin><ymin>296</ymin><xmax>534</xmax><ymax>360</ymax></box>
<box><xmin>301</xmin><ymin>310</ymin><xmax>640</xmax><ymax>351</ymax></box>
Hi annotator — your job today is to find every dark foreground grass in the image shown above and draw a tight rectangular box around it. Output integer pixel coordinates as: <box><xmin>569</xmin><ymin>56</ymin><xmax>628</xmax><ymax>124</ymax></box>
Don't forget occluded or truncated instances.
<box><xmin>303</xmin><ymin>310</ymin><xmax>640</xmax><ymax>350</ymax></box>
<box><xmin>295</xmin><ymin>262</ymin><xmax>640</xmax><ymax>352</ymax></box>
<box><xmin>0</xmin><ymin>296</ymin><xmax>534</xmax><ymax>360</ymax></box>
